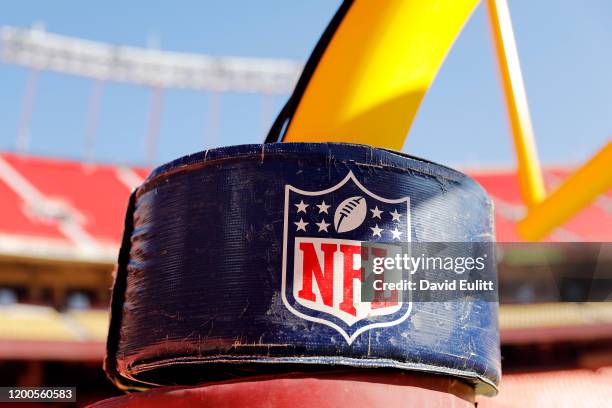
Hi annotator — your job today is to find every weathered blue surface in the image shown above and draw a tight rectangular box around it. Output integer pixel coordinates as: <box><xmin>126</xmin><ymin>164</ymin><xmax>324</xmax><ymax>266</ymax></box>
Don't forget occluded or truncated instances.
<box><xmin>106</xmin><ymin>143</ymin><xmax>500</xmax><ymax>394</ymax></box>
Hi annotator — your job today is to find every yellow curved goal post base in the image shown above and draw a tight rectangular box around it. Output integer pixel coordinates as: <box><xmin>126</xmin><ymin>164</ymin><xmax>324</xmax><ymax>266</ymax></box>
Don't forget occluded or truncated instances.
<box><xmin>282</xmin><ymin>0</ymin><xmax>479</xmax><ymax>151</ymax></box>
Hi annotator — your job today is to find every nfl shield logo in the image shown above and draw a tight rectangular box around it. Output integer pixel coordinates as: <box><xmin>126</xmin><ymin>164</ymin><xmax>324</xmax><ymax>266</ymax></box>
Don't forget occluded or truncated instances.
<box><xmin>281</xmin><ymin>171</ymin><xmax>412</xmax><ymax>344</ymax></box>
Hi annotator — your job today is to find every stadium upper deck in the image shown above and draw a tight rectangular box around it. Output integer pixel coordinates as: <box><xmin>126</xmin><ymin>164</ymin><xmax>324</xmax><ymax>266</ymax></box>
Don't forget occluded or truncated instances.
<box><xmin>0</xmin><ymin>152</ymin><xmax>609</xmax><ymax>264</ymax></box>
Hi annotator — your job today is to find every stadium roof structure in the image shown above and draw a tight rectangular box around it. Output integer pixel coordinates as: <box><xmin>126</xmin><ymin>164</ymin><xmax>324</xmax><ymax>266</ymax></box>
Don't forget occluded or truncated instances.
<box><xmin>0</xmin><ymin>152</ymin><xmax>610</xmax><ymax>265</ymax></box>
<box><xmin>0</xmin><ymin>26</ymin><xmax>302</xmax><ymax>94</ymax></box>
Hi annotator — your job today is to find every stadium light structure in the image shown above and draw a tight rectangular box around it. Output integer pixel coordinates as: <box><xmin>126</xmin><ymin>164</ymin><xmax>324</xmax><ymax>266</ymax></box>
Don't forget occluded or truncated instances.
<box><xmin>0</xmin><ymin>25</ymin><xmax>303</xmax><ymax>94</ymax></box>
<box><xmin>0</xmin><ymin>25</ymin><xmax>303</xmax><ymax>162</ymax></box>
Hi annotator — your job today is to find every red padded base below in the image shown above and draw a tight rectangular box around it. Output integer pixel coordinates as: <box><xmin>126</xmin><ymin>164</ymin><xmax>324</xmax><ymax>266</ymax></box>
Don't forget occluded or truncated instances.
<box><xmin>90</xmin><ymin>372</ymin><xmax>476</xmax><ymax>408</ymax></box>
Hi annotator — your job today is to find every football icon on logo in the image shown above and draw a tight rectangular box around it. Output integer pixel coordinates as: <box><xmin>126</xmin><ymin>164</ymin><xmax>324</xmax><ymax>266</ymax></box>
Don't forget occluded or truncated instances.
<box><xmin>334</xmin><ymin>196</ymin><xmax>367</xmax><ymax>233</ymax></box>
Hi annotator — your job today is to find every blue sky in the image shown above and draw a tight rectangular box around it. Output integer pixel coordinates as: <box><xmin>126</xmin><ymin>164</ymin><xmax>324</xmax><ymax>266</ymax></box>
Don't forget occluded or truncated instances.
<box><xmin>0</xmin><ymin>0</ymin><xmax>610</xmax><ymax>168</ymax></box>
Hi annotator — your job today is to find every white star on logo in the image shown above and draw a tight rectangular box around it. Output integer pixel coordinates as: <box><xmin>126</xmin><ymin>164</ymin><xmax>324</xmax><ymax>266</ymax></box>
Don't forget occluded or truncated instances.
<box><xmin>370</xmin><ymin>206</ymin><xmax>383</xmax><ymax>219</ymax></box>
<box><xmin>316</xmin><ymin>201</ymin><xmax>331</xmax><ymax>214</ymax></box>
<box><xmin>390</xmin><ymin>209</ymin><xmax>401</xmax><ymax>222</ymax></box>
<box><xmin>295</xmin><ymin>200</ymin><xmax>309</xmax><ymax>213</ymax></box>
<box><xmin>315</xmin><ymin>218</ymin><xmax>330</xmax><ymax>232</ymax></box>
<box><xmin>370</xmin><ymin>224</ymin><xmax>383</xmax><ymax>237</ymax></box>
<box><xmin>390</xmin><ymin>227</ymin><xmax>402</xmax><ymax>240</ymax></box>
<box><xmin>294</xmin><ymin>218</ymin><xmax>308</xmax><ymax>231</ymax></box>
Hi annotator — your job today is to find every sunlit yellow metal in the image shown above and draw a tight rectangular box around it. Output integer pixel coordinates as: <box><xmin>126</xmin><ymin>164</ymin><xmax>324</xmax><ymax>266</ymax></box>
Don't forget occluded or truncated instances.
<box><xmin>486</xmin><ymin>0</ymin><xmax>546</xmax><ymax>209</ymax></box>
<box><xmin>282</xmin><ymin>0</ymin><xmax>607</xmax><ymax>241</ymax></box>
<box><xmin>518</xmin><ymin>141</ymin><xmax>612</xmax><ymax>241</ymax></box>
<box><xmin>283</xmin><ymin>0</ymin><xmax>479</xmax><ymax>150</ymax></box>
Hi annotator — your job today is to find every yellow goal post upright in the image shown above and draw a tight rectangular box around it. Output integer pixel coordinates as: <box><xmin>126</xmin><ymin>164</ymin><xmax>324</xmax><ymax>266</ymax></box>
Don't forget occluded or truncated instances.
<box><xmin>486</xmin><ymin>0</ymin><xmax>612</xmax><ymax>240</ymax></box>
<box><xmin>266</xmin><ymin>0</ymin><xmax>611</xmax><ymax>241</ymax></box>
